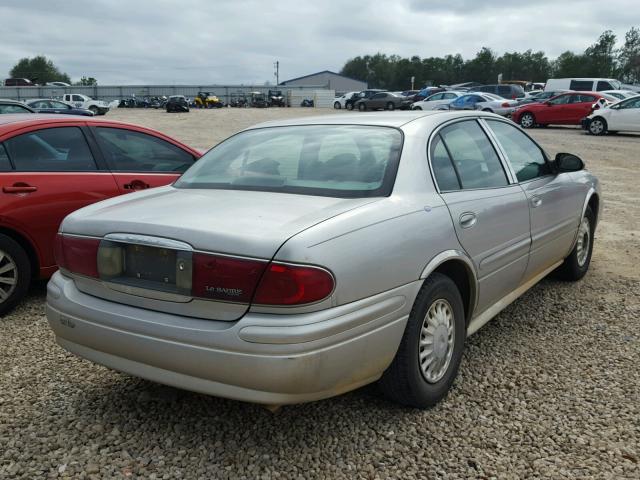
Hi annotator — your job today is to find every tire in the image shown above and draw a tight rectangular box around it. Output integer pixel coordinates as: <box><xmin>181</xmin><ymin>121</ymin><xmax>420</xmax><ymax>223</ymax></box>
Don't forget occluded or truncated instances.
<box><xmin>482</xmin><ymin>108</ymin><xmax>493</xmax><ymax>112</ymax></box>
<box><xmin>334</xmin><ymin>102</ymin><xmax>341</xmax><ymax>110</ymax></box>
<box><xmin>413</xmin><ymin>106</ymin><xmax>422</xmax><ymax>110</ymax></box>
<box><xmin>588</xmin><ymin>117</ymin><xmax>607</xmax><ymax>136</ymax></box>
<box><xmin>556</xmin><ymin>206</ymin><xmax>595</xmax><ymax>281</ymax></box>
<box><xmin>89</xmin><ymin>106</ymin><xmax>99</xmax><ymax>115</ymax></box>
<box><xmin>379</xmin><ymin>272</ymin><xmax>466</xmax><ymax>408</ymax></box>
<box><xmin>358</xmin><ymin>103</ymin><xmax>366</xmax><ymax>112</ymax></box>
<box><xmin>346</xmin><ymin>102</ymin><xmax>354</xmax><ymax>111</ymax></box>
<box><xmin>386</xmin><ymin>102</ymin><xmax>395</xmax><ymax>111</ymax></box>
<box><xmin>0</xmin><ymin>234</ymin><xmax>31</xmax><ymax>316</ymax></box>
<box><xmin>519</xmin><ymin>112</ymin><xmax>535</xmax><ymax>128</ymax></box>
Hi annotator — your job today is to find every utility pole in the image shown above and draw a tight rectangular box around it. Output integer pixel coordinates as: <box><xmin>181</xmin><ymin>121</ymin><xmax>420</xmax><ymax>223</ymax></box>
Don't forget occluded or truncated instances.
<box><xmin>274</xmin><ymin>61</ymin><xmax>279</xmax><ymax>85</ymax></box>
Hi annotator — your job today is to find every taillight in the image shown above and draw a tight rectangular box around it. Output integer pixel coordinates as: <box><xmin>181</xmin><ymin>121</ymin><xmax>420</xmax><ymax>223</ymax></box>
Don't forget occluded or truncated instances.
<box><xmin>502</xmin><ymin>102</ymin><xmax>510</xmax><ymax>108</ymax></box>
<box><xmin>192</xmin><ymin>253</ymin><xmax>267</xmax><ymax>303</ymax></box>
<box><xmin>55</xmin><ymin>233</ymin><xmax>100</xmax><ymax>277</ymax></box>
<box><xmin>253</xmin><ymin>262</ymin><xmax>334</xmax><ymax>305</ymax></box>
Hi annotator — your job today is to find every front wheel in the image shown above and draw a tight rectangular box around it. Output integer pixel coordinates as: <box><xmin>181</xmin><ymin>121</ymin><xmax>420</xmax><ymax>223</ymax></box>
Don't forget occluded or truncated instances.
<box><xmin>519</xmin><ymin>112</ymin><xmax>535</xmax><ymax>128</ymax></box>
<box><xmin>556</xmin><ymin>206</ymin><xmax>595</xmax><ymax>281</ymax></box>
<box><xmin>386</xmin><ymin>102</ymin><xmax>395</xmax><ymax>111</ymax></box>
<box><xmin>379</xmin><ymin>272</ymin><xmax>466</xmax><ymax>408</ymax></box>
<box><xmin>588</xmin><ymin>117</ymin><xmax>607</xmax><ymax>136</ymax></box>
<box><xmin>358</xmin><ymin>103</ymin><xmax>366</xmax><ymax>112</ymax></box>
<box><xmin>413</xmin><ymin>106</ymin><xmax>422</xmax><ymax>110</ymax></box>
<box><xmin>89</xmin><ymin>106</ymin><xmax>99</xmax><ymax>115</ymax></box>
<box><xmin>333</xmin><ymin>102</ymin><xmax>341</xmax><ymax>110</ymax></box>
<box><xmin>346</xmin><ymin>102</ymin><xmax>354</xmax><ymax>111</ymax></box>
<box><xmin>0</xmin><ymin>234</ymin><xmax>31</xmax><ymax>316</ymax></box>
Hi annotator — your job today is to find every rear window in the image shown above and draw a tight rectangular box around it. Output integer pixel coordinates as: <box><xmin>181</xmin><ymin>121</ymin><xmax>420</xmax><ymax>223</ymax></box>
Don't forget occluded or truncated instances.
<box><xmin>175</xmin><ymin>125</ymin><xmax>403</xmax><ymax>198</ymax></box>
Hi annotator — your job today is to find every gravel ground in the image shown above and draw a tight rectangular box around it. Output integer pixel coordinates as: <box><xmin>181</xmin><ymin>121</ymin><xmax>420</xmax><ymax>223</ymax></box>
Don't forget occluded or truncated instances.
<box><xmin>1</xmin><ymin>109</ymin><xmax>638</xmax><ymax>479</ymax></box>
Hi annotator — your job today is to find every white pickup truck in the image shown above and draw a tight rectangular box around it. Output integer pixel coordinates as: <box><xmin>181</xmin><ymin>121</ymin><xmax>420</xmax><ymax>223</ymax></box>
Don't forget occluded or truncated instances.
<box><xmin>61</xmin><ymin>94</ymin><xmax>110</xmax><ymax>115</ymax></box>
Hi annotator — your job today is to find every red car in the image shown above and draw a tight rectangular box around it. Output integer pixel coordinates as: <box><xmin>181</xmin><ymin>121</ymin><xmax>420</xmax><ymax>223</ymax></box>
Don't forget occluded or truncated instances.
<box><xmin>512</xmin><ymin>91</ymin><xmax>607</xmax><ymax>128</ymax></box>
<box><xmin>0</xmin><ymin>114</ymin><xmax>201</xmax><ymax>314</ymax></box>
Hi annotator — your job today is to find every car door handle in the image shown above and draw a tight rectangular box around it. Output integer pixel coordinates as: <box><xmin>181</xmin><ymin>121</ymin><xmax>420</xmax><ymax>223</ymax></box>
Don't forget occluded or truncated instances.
<box><xmin>530</xmin><ymin>195</ymin><xmax>542</xmax><ymax>208</ymax></box>
<box><xmin>123</xmin><ymin>180</ymin><xmax>150</xmax><ymax>190</ymax></box>
<box><xmin>459</xmin><ymin>212</ymin><xmax>477</xmax><ymax>229</ymax></box>
<box><xmin>3</xmin><ymin>184</ymin><xmax>38</xmax><ymax>194</ymax></box>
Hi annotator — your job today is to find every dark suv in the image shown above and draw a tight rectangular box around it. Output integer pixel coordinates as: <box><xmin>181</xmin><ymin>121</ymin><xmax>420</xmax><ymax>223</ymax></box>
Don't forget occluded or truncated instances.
<box><xmin>345</xmin><ymin>89</ymin><xmax>387</xmax><ymax>110</ymax></box>
<box><xmin>4</xmin><ymin>78</ymin><xmax>36</xmax><ymax>87</ymax></box>
<box><xmin>470</xmin><ymin>84</ymin><xmax>525</xmax><ymax>99</ymax></box>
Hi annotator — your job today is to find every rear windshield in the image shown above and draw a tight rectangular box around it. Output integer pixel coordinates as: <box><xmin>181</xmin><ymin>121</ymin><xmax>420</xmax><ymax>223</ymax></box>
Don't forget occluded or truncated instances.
<box><xmin>174</xmin><ymin>125</ymin><xmax>404</xmax><ymax>197</ymax></box>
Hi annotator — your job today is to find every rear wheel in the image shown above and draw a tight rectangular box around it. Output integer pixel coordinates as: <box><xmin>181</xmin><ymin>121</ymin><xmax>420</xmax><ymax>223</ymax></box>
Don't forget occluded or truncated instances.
<box><xmin>556</xmin><ymin>206</ymin><xmax>595</xmax><ymax>281</ymax></box>
<box><xmin>358</xmin><ymin>103</ymin><xmax>366</xmax><ymax>112</ymax></box>
<box><xmin>334</xmin><ymin>101</ymin><xmax>341</xmax><ymax>109</ymax></box>
<box><xmin>519</xmin><ymin>112</ymin><xmax>535</xmax><ymax>128</ymax></box>
<box><xmin>89</xmin><ymin>105</ymin><xmax>99</xmax><ymax>115</ymax></box>
<box><xmin>379</xmin><ymin>273</ymin><xmax>465</xmax><ymax>408</ymax></box>
<box><xmin>413</xmin><ymin>106</ymin><xmax>422</xmax><ymax>110</ymax></box>
<box><xmin>346</xmin><ymin>102</ymin><xmax>354</xmax><ymax>111</ymax></box>
<box><xmin>588</xmin><ymin>117</ymin><xmax>607</xmax><ymax>136</ymax></box>
<box><xmin>386</xmin><ymin>102</ymin><xmax>395</xmax><ymax>111</ymax></box>
<box><xmin>0</xmin><ymin>234</ymin><xmax>31</xmax><ymax>316</ymax></box>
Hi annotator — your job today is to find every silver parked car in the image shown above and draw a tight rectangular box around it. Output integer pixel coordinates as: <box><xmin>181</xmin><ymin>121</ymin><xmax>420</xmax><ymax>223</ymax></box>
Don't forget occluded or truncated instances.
<box><xmin>449</xmin><ymin>93</ymin><xmax>519</xmax><ymax>116</ymax></box>
<box><xmin>46</xmin><ymin>112</ymin><xmax>601</xmax><ymax>408</ymax></box>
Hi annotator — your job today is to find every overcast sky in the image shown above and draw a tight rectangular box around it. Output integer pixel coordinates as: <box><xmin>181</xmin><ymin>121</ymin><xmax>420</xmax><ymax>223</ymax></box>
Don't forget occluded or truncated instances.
<box><xmin>0</xmin><ymin>0</ymin><xmax>638</xmax><ymax>85</ymax></box>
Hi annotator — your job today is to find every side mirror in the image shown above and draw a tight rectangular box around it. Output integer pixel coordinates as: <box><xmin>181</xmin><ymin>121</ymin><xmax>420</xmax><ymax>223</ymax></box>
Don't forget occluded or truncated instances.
<box><xmin>592</xmin><ymin>103</ymin><xmax>600</xmax><ymax>110</ymax></box>
<box><xmin>555</xmin><ymin>153</ymin><xmax>584</xmax><ymax>173</ymax></box>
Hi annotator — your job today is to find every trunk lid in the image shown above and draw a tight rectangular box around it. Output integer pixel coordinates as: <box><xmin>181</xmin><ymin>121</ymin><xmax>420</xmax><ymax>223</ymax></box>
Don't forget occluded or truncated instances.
<box><xmin>62</xmin><ymin>186</ymin><xmax>378</xmax><ymax>320</ymax></box>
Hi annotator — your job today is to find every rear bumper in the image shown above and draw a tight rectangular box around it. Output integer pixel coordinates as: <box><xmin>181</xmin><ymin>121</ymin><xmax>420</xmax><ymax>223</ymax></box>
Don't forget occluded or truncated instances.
<box><xmin>581</xmin><ymin>117</ymin><xmax>591</xmax><ymax>130</ymax></box>
<box><xmin>46</xmin><ymin>272</ymin><xmax>417</xmax><ymax>404</ymax></box>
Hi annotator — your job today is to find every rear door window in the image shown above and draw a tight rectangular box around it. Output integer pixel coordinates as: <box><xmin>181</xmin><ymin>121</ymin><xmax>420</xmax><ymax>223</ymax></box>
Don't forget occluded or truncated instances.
<box><xmin>439</xmin><ymin>121</ymin><xmax>508</xmax><ymax>189</ymax></box>
<box><xmin>94</xmin><ymin>127</ymin><xmax>195</xmax><ymax>173</ymax></box>
<box><xmin>4</xmin><ymin>127</ymin><xmax>98</xmax><ymax>171</ymax></box>
<box><xmin>430</xmin><ymin>135</ymin><xmax>460</xmax><ymax>191</ymax></box>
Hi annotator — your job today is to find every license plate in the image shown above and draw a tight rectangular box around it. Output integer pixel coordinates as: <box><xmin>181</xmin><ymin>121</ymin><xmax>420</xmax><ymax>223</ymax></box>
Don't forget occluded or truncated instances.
<box><xmin>124</xmin><ymin>244</ymin><xmax>177</xmax><ymax>285</ymax></box>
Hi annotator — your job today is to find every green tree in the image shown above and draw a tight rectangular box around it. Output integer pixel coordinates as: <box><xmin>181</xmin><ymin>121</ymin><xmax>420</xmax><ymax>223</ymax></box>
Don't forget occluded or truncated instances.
<box><xmin>619</xmin><ymin>27</ymin><xmax>640</xmax><ymax>83</ymax></box>
<box><xmin>9</xmin><ymin>55</ymin><xmax>71</xmax><ymax>84</ymax></box>
<box><xmin>464</xmin><ymin>47</ymin><xmax>498</xmax><ymax>84</ymax></box>
<box><xmin>584</xmin><ymin>30</ymin><xmax>618</xmax><ymax>77</ymax></box>
<box><xmin>76</xmin><ymin>76</ymin><xmax>98</xmax><ymax>86</ymax></box>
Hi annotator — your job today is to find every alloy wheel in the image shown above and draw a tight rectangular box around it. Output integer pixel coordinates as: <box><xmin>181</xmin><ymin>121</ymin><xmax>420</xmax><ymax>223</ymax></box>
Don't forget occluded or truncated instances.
<box><xmin>0</xmin><ymin>250</ymin><xmax>18</xmax><ymax>303</ymax></box>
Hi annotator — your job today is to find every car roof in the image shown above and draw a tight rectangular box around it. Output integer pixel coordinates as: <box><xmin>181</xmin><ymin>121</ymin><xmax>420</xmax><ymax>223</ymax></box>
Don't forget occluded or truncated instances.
<box><xmin>0</xmin><ymin>115</ymin><xmax>198</xmax><ymax>155</ymax></box>
<box><xmin>0</xmin><ymin>99</ymin><xmax>29</xmax><ymax>105</ymax></box>
<box><xmin>248</xmin><ymin>110</ymin><xmax>493</xmax><ymax>129</ymax></box>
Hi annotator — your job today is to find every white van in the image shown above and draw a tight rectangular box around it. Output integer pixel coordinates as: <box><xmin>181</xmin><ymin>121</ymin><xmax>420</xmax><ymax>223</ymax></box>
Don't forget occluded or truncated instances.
<box><xmin>545</xmin><ymin>78</ymin><xmax>622</xmax><ymax>92</ymax></box>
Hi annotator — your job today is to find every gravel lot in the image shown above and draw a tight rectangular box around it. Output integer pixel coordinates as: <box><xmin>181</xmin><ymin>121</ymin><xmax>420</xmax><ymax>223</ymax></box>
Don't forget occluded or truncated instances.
<box><xmin>1</xmin><ymin>108</ymin><xmax>638</xmax><ymax>479</ymax></box>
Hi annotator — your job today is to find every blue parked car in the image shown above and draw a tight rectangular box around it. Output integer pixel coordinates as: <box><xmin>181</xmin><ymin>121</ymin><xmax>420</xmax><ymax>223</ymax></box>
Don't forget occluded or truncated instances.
<box><xmin>26</xmin><ymin>99</ymin><xmax>94</xmax><ymax>116</ymax></box>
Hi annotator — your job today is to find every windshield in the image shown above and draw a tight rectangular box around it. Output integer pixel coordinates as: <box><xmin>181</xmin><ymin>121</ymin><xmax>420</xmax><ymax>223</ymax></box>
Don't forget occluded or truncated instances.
<box><xmin>175</xmin><ymin>125</ymin><xmax>403</xmax><ymax>198</ymax></box>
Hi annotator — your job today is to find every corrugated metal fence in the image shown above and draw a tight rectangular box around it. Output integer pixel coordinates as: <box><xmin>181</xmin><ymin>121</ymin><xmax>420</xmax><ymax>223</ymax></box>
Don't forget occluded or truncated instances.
<box><xmin>0</xmin><ymin>84</ymin><xmax>335</xmax><ymax>107</ymax></box>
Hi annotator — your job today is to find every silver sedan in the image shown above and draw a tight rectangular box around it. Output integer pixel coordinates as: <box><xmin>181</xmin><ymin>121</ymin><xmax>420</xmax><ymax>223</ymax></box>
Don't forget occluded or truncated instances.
<box><xmin>448</xmin><ymin>92</ymin><xmax>519</xmax><ymax>116</ymax></box>
<box><xmin>46</xmin><ymin>111</ymin><xmax>601</xmax><ymax>408</ymax></box>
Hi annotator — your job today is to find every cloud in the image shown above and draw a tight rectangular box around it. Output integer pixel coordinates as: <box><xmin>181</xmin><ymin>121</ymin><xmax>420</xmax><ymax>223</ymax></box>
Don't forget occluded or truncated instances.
<box><xmin>0</xmin><ymin>0</ymin><xmax>637</xmax><ymax>84</ymax></box>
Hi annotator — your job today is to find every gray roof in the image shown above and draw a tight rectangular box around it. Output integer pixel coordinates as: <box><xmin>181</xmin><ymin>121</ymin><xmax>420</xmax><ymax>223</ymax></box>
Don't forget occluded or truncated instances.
<box><xmin>248</xmin><ymin>110</ymin><xmax>491</xmax><ymax>129</ymax></box>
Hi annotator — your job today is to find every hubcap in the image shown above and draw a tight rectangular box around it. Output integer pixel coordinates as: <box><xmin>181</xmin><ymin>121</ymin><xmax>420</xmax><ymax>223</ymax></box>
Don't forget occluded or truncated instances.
<box><xmin>0</xmin><ymin>250</ymin><xmax>18</xmax><ymax>303</ymax></box>
<box><xmin>419</xmin><ymin>299</ymin><xmax>455</xmax><ymax>383</ymax></box>
<box><xmin>521</xmin><ymin>114</ymin><xmax>533</xmax><ymax>128</ymax></box>
<box><xmin>576</xmin><ymin>217</ymin><xmax>591</xmax><ymax>266</ymax></box>
<box><xmin>590</xmin><ymin>120</ymin><xmax>603</xmax><ymax>134</ymax></box>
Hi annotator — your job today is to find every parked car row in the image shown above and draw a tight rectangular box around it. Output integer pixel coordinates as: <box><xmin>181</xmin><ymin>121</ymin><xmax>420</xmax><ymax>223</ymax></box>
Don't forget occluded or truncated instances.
<box><xmin>0</xmin><ymin>98</ymin><xmax>95</xmax><ymax>116</ymax></box>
